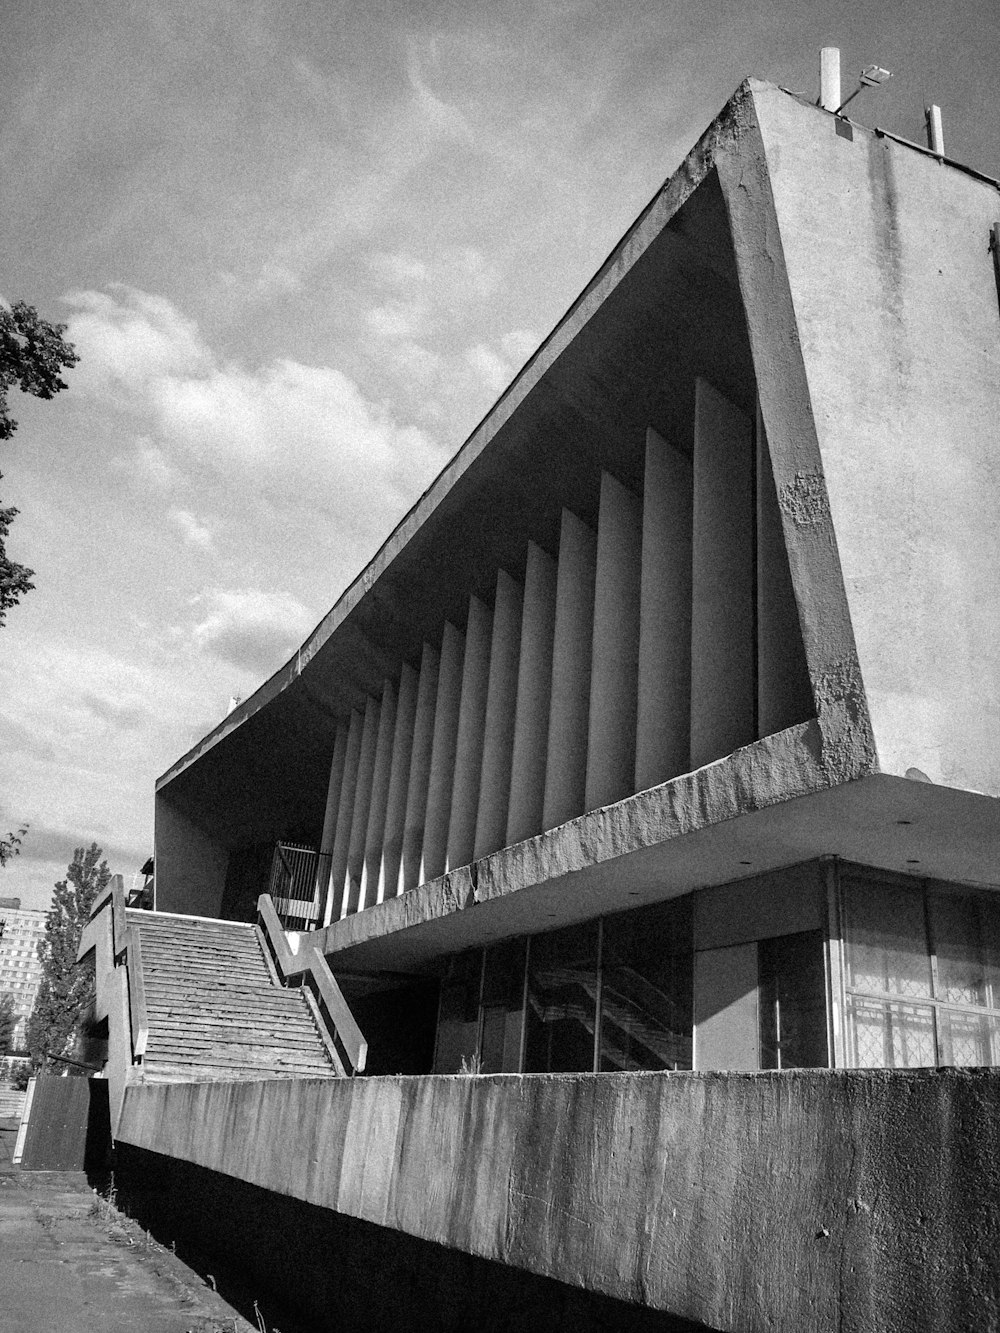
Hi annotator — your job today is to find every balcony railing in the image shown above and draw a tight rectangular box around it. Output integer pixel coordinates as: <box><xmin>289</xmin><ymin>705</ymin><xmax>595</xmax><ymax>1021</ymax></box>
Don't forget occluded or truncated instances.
<box><xmin>268</xmin><ymin>842</ymin><xmax>330</xmax><ymax>931</ymax></box>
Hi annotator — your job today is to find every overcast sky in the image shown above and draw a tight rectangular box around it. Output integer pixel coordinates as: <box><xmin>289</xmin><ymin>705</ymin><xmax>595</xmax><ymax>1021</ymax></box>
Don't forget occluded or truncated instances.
<box><xmin>2</xmin><ymin>0</ymin><xmax>997</xmax><ymax>910</ymax></box>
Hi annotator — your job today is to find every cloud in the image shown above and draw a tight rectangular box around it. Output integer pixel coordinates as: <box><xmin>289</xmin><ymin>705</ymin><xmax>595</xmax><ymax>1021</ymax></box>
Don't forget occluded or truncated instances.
<box><xmin>79</xmin><ymin>693</ymin><xmax>148</xmax><ymax>731</ymax></box>
<box><xmin>65</xmin><ymin>286</ymin><xmax>445</xmax><ymax>523</ymax></box>
<box><xmin>191</xmin><ymin>588</ymin><xmax>315</xmax><ymax>677</ymax></box>
<box><xmin>169</xmin><ymin>508</ymin><xmax>216</xmax><ymax>554</ymax></box>
<box><xmin>65</xmin><ymin>286</ymin><xmax>209</xmax><ymax>401</ymax></box>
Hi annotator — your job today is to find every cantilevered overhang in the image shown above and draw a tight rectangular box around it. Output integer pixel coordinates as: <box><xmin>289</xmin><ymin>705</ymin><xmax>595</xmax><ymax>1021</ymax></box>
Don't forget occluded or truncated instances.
<box><xmin>313</xmin><ymin>726</ymin><xmax>1000</xmax><ymax>975</ymax></box>
<box><xmin>156</xmin><ymin>86</ymin><xmax>759</xmax><ymax>846</ymax></box>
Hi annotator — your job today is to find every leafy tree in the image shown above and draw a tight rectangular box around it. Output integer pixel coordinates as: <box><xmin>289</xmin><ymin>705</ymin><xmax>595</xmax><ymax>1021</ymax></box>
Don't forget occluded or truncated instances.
<box><xmin>0</xmin><ymin>824</ymin><xmax>28</xmax><ymax>868</ymax></box>
<box><xmin>25</xmin><ymin>844</ymin><xmax>110</xmax><ymax>1071</ymax></box>
<box><xmin>0</xmin><ymin>300</ymin><xmax>78</xmax><ymax>626</ymax></box>
<box><xmin>0</xmin><ymin>995</ymin><xmax>16</xmax><ymax>1059</ymax></box>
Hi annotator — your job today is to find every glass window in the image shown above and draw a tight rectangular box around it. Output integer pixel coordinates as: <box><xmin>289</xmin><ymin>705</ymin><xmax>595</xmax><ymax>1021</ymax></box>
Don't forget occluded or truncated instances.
<box><xmin>433</xmin><ymin>950</ymin><xmax>482</xmax><ymax>1073</ymax></box>
<box><xmin>599</xmin><ymin>897</ymin><xmax>692</xmax><ymax>1071</ymax></box>
<box><xmin>480</xmin><ymin>939</ymin><xmax>527</xmax><ymax>1074</ymax></box>
<box><xmin>843</xmin><ymin>874</ymin><xmax>1000</xmax><ymax>1069</ymax></box>
<box><xmin>524</xmin><ymin>921</ymin><xmax>600</xmax><ymax>1074</ymax></box>
<box><xmin>759</xmin><ymin>930</ymin><xmax>828</xmax><ymax>1069</ymax></box>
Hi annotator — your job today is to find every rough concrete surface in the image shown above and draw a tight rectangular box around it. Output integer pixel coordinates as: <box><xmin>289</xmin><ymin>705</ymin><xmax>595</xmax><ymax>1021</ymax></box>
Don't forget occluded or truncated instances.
<box><xmin>118</xmin><ymin>1068</ymin><xmax>1000</xmax><ymax>1333</ymax></box>
<box><xmin>0</xmin><ymin>1117</ymin><xmax>266</xmax><ymax>1333</ymax></box>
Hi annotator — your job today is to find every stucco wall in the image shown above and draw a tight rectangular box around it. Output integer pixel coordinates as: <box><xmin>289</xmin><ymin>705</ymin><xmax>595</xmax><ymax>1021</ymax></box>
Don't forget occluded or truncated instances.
<box><xmin>118</xmin><ymin>1067</ymin><xmax>1000</xmax><ymax>1332</ymax></box>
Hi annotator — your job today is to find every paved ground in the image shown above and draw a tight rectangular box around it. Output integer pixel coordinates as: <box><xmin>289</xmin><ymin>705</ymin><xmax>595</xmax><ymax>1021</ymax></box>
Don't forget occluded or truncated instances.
<box><xmin>0</xmin><ymin>1118</ymin><xmax>262</xmax><ymax>1333</ymax></box>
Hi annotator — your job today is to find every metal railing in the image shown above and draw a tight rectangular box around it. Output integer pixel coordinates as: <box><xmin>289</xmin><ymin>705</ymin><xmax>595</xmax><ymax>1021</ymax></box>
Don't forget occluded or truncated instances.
<box><xmin>267</xmin><ymin>842</ymin><xmax>330</xmax><ymax>931</ymax></box>
<box><xmin>256</xmin><ymin>893</ymin><xmax>367</xmax><ymax>1076</ymax></box>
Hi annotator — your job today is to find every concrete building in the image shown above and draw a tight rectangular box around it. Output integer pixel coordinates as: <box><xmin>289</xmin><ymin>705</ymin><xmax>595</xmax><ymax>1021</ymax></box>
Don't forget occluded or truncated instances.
<box><xmin>0</xmin><ymin>897</ymin><xmax>47</xmax><ymax>1051</ymax></box>
<box><xmin>81</xmin><ymin>76</ymin><xmax>1000</xmax><ymax>1331</ymax></box>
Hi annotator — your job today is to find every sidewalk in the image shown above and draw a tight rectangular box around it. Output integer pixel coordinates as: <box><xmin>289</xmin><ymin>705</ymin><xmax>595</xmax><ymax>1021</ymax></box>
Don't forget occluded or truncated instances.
<box><xmin>0</xmin><ymin>1117</ymin><xmax>260</xmax><ymax>1333</ymax></box>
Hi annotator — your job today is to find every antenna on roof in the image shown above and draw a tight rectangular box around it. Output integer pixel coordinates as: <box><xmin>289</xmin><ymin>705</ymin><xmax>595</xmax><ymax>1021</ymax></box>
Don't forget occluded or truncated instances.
<box><xmin>835</xmin><ymin>63</ymin><xmax>893</xmax><ymax>115</ymax></box>
<box><xmin>925</xmin><ymin>104</ymin><xmax>945</xmax><ymax>156</ymax></box>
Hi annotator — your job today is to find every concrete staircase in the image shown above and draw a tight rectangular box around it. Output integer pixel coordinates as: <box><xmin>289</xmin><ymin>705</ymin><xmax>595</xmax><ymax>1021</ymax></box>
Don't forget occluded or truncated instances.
<box><xmin>128</xmin><ymin>911</ymin><xmax>342</xmax><ymax>1083</ymax></box>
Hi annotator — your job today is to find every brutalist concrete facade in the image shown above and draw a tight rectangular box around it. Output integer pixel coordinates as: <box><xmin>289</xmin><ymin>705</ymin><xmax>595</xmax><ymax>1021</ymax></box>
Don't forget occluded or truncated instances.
<box><xmin>127</xmin><ymin>79</ymin><xmax>1000</xmax><ymax>1329</ymax></box>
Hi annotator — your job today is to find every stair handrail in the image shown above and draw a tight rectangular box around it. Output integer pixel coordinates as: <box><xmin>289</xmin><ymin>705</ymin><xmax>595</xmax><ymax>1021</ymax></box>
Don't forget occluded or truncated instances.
<box><xmin>257</xmin><ymin>893</ymin><xmax>367</xmax><ymax>1075</ymax></box>
<box><xmin>124</xmin><ymin>923</ymin><xmax>149</xmax><ymax>1059</ymax></box>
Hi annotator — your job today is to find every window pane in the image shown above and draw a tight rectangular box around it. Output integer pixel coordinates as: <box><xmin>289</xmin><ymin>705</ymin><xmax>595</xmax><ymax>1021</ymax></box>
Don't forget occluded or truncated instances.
<box><xmin>433</xmin><ymin>950</ymin><xmax>482</xmax><ymax>1073</ymax></box>
<box><xmin>929</xmin><ymin>892</ymin><xmax>1000</xmax><ymax>1008</ymax></box>
<box><xmin>937</xmin><ymin>1007</ymin><xmax>1000</xmax><ymax>1066</ymax></box>
<box><xmin>843</xmin><ymin>877</ymin><xmax>931</xmax><ymax>999</ymax></box>
<box><xmin>758</xmin><ymin>930</ymin><xmax>828</xmax><ymax>1069</ymax></box>
<box><xmin>846</xmin><ymin>996</ymin><xmax>936</xmax><ymax>1068</ymax></box>
<box><xmin>480</xmin><ymin>939</ymin><xmax>527</xmax><ymax>1073</ymax></box>
<box><xmin>524</xmin><ymin>921</ymin><xmax>599</xmax><ymax>1074</ymax></box>
<box><xmin>599</xmin><ymin>897</ymin><xmax>692</xmax><ymax>1071</ymax></box>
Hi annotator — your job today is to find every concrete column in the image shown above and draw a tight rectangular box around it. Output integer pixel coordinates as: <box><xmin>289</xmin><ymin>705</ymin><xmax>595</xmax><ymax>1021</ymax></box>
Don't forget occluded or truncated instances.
<box><xmin>756</xmin><ymin>402</ymin><xmax>814</xmax><ymax>738</ymax></box>
<box><xmin>635</xmin><ymin>428</ymin><xmax>693</xmax><ymax>790</ymax></box>
<box><xmin>324</xmin><ymin>707</ymin><xmax>364</xmax><ymax>925</ymax></box>
<box><xmin>447</xmin><ymin>596</ymin><xmax>492</xmax><ymax>872</ymax></box>
<box><xmin>342</xmin><ymin>694</ymin><xmax>381</xmax><ymax>917</ymax></box>
<box><xmin>359</xmin><ymin>679</ymin><xmax>397</xmax><ymax>911</ymax></box>
<box><xmin>316</xmin><ymin>719</ymin><xmax>349</xmax><ymax>899</ymax></box>
<box><xmin>507</xmin><ymin>542</ymin><xmax>557</xmax><ymax>845</ymax></box>
<box><xmin>690</xmin><ymin>377</ymin><xmax>754</xmax><ymax>769</ymax></box>
<box><xmin>693</xmin><ymin>943</ymin><xmax>759</xmax><ymax>1071</ymax></box>
<box><xmin>420</xmin><ymin>622</ymin><xmax>465</xmax><ymax>884</ymax></box>
<box><xmin>585</xmin><ymin>472</ymin><xmax>642</xmax><ymax>812</ymax></box>
<box><xmin>475</xmin><ymin>571</ymin><xmax>523</xmax><ymax>859</ymax></box>
<box><xmin>400</xmin><ymin>644</ymin><xmax>439</xmax><ymax>894</ymax></box>
<box><xmin>542</xmin><ymin>510</ymin><xmax>596</xmax><ymax>830</ymax></box>
<box><xmin>378</xmin><ymin>661</ymin><xmax>419</xmax><ymax>902</ymax></box>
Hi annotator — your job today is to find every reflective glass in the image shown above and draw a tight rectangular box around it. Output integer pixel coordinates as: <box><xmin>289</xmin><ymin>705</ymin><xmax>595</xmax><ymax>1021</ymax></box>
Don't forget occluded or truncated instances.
<box><xmin>843</xmin><ymin>877</ymin><xmax>931</xmax><ymax>999</ymax></box>
<box><xmin>524</xmin><ymin>921</ymin><xmax>599</xmax><ymax>1074</ymax></box>
<box><xmin>433</xmin><ymin>950</ymin><xmax>482</xmax><ymax>1073</ymax></box>
<box><xmin>480</xmin><ymin>938</ymin><xmax>527</xmax><ymax>1073</ymax></box>
<box><xmin>758</xmin><ymin>929</ymin><xmax>828</xmax><ymax>1069</ymax></box>
<box><xmin>599</xmin><ymin>897</ymin><xmax>692</xmax><ymax>1071</ymax></box>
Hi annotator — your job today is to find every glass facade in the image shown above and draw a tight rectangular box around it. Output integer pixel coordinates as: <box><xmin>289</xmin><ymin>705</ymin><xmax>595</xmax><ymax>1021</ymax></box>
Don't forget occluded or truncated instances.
<box><xmin>428</xmin><ymin>863</ymin><xmax>1000</xmax><ymax>1077</ymax></box>
<box><xmin>842</xmin><ymin>872</ymin><xmax>1000</xmax><ymax>1068</ymax></box>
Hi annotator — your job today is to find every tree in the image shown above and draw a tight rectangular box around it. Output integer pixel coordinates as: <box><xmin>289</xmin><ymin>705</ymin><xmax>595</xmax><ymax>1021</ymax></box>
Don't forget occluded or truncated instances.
<box><xmin>0</xmin><ymin>995</ymin><xmax>15</xmax><ymax>1059</ymax></box>
<box><xmin>25</xmin><ymin>843</ymin><xmax>110</xmax><ymax>1071</ymax></box>
<box><xmin>0</xmin><ymin>824</ymin><xmax>28</xmax><ymax>868</ymax></box>
<box><xmin>0</xmin><ymin>300</ymin><xmax>78</xmax><ymax>626</ymax></box>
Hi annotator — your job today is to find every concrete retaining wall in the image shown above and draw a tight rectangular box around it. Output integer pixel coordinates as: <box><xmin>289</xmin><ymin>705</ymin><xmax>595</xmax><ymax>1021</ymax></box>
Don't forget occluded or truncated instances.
<box><xmin>118</xmin><ymin>1067</ymin><xmax>1000</xmax><ymax>1332</ymax></box>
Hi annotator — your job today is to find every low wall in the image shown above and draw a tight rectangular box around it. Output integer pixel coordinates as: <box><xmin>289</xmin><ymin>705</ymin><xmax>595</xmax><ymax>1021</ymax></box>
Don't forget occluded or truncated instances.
<box><xmin>117</xmin><ymin>1068</ymin><xmax>1000</xmax><ymax>1332</ymax></box>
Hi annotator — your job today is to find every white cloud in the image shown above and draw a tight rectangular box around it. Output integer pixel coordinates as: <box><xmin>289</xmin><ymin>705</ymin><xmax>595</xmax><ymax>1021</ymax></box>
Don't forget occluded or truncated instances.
<box><xmin>169</xmin><ymin>508</ymin><xmax>216</xmax><ymax>554</ymax></box>
<box><xmin>63</xmin><ymin>286</ymin><xmax>445</xmax><ymax>523</ymax></box>
<box><xmin>464</xmin><ymin>343</ymin><xmax>510</xmax><ymax>396</ymax></box>
<box><xmin>65</xmin><ymin>286</ymin><xmax>209</xmax><ymax>401</ymax></box>
<box><xmin>190</xmin><ymin>588</ymin><xmax>315</xmax><ymax>677</ymax></box>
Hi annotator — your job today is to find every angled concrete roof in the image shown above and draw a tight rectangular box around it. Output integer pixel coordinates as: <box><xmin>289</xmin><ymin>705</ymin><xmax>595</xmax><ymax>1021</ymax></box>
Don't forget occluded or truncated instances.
<box><xmin>157</xmin><ymin>78</ymin><xmax>1000</xmax><ymax>907</ymax></box>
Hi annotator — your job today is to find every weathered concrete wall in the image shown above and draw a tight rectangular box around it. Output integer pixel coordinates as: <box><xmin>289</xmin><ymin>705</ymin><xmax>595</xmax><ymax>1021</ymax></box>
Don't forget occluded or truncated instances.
<box><xmin>752</xmin><ymin>86</ymin><xmax>1000</xmax><ymax>795</ymax></box>
<box><xmin>154</xmin><ymin>796</ymin><xmax>228</xmax><ymax>917</ymax></box>
<box><xmin>118</xmin><ymin>1067</ymin><xmax>1000</xmax><ymax>1333</ymax></box>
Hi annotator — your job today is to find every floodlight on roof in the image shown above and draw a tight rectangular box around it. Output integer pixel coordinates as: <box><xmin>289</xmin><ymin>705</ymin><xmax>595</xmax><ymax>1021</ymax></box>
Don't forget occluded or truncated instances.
<box><xmin>836</xmin><ymin>64</ymin><xmax>893</xmax><ymax>114</ymax></box>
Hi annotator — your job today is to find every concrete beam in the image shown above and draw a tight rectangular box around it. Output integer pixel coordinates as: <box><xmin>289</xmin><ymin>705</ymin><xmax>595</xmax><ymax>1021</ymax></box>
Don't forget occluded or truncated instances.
<box><xmin>474</xmin><ymin>572</ymin><xmax>523</xmax><ymax>860</ymax></box>
<box><xmin>342</xmin><ymin>695</ymin><xmax>381</xmax><ymax>916</ymax></box>
<box><xmin>636</xmin><ymin>428</ymin><xmax>692</xmax><ymax>790</ymax></box>
<box><xmin>379</xmin><ymin>662</ymin><xmax>419</xmax><ymax>903</ymax></box>
<box><xmin>586</xmin><ymin>472</ymin><xmax>642</xmax><ymax>811</ymax></box>
<box><xmin>360</xmin><ymin>681</ymin><xmax>397</xmax><ymax>911</ymax></box>
<box><xmin>507</xmin><ymin>543</ymin><xmax>557</xmax><ymax>846</ymax></box>
<box><xmin>543</xmin><ymin>510</ymin><xmax>596</xmax><ymax>830</ymax></box>
<box><xmin>400</xmin><ymin>645</ymin><xmax>439</xmax><ymax>895</ymax></box>
<box><xmin>421</xmin><ymin>623</ymin><xmax>465</xmax><ymax>883</ymax></box>
<box><xmin>447</xmin><ymin>596</ymin><xmax>492</xmax><ymax>872</ymax></box>
<box><xmin>690</xmin><ymin>378</ymin><xmax>754</xmax><ymax>769</ymax></box>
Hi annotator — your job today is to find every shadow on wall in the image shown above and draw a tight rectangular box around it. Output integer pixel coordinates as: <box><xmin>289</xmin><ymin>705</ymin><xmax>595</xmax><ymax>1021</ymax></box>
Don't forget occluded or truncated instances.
<box><xmin>115</xmin><ymin>1143</ymin><xmax>717</xmax><ymax>1333</ymax></box>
